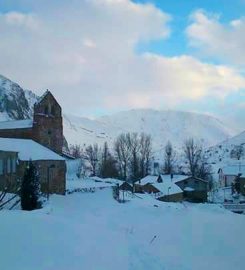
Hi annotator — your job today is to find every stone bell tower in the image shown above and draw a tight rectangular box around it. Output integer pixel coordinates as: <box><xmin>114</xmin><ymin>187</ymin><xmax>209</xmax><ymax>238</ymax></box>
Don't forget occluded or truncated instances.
<box><xmin>32</xmin><ymin>90</ymin><xmax>63</xmax><ymax>154</ymax></box>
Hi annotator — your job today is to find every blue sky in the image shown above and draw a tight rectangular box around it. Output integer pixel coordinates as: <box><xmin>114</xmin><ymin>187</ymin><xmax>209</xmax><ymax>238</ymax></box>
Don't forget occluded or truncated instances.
<box><xmin>136</xmin><ymin>0</ymin><xmax>245</xmax><ymax>58</ymax></box>
<box><xmin>0</xmin><ymin>0</ymin><xmax>244</xmax><ymax>130</ymax></box>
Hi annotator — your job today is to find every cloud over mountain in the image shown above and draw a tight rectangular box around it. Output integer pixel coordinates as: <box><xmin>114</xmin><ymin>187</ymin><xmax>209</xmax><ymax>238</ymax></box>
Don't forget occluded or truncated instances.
<box><xmin>0</xmin><ymin>0</ymin><xmax>244</xmax><ymax>117</ymax></box>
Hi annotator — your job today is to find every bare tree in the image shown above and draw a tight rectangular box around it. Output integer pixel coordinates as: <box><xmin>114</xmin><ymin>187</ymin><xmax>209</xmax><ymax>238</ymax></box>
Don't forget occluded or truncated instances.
<box><xmin>85</xmin><ymin>143</ymin><xmax>100</xmax><ymax>176</ymax></box>
<box><xmin>139</xmin><ymin>133</ymin><xmax>152</xmax><ymax>178</ymax></box>
<box><xmin>70</xmin><ymin>144</ymin><xmax>83</xmax><ymax>159</ymax></box>
<box><xmin>129</xmin><ymin>133</ymin><xmax>141</xmax><ymax>182</ymax></box>
<box><xmin>183</xmin><ymin>138</ymin><xmax>212</xmax><ymax>180</ymax></box>
<box><xmin>114</xmin><ymin>132</ymin><xmax>152</xmax><ymax>181</ymax></box>
<box><xmin>183</xmin><ymin>138</ymin><xmax>202</xmax><ymax>177</ymax></box>
<box><xmin>163</xmin><ymin>141</ymin><xmax>176</xmax><ymax>174</ymax></box>
<box><xmin>114</xmin><ymin>133</ymin><xmax>131</xmax><ymax>180</ymax></box>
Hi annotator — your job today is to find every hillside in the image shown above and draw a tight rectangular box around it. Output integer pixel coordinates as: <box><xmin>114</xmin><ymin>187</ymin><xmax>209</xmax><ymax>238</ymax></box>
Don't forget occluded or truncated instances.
<box><xmin>0</xmin><ymin>74</ymin><xmax>237</xmax><ymax>160</ymax></box>
<box><xmin>206</xmin><ymin>130</ymin><xmax>245</xmax><ymax>167</ymax></box>
<box><xmin>63</xmin><ymin>109</ymin><xmax>234</xmax><ymax>155</ymax></box>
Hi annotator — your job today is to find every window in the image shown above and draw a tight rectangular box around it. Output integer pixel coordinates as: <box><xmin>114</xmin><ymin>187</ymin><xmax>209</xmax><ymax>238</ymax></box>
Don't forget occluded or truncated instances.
<box><xmin>0</xmin><ymin>160</ymin><xmax>3</xmax><ymax>175</ymax></box>
<box><xmin>7</xmin><ymin>158</ymin><xmax>11</xmax><ymax>173</ymax></box>
<box><xmin>12</xmin><ymin>158</ymin><xmax>16</xmax><ymax>173</ymax></box>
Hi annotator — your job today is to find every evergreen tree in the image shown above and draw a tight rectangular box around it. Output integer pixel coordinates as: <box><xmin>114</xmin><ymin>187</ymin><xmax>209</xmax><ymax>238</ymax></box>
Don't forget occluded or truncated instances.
<box><xmin>21</xmin><ymin>161</ymin><xmax>41</xmax><ymax>211</ymax></box>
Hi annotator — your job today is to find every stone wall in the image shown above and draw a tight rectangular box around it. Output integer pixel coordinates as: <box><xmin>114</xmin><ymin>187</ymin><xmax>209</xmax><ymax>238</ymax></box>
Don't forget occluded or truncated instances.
<box><xmin>18</xmin><ymin>160</ymin><xmax>66</xmax><ymax>195</ymax></box>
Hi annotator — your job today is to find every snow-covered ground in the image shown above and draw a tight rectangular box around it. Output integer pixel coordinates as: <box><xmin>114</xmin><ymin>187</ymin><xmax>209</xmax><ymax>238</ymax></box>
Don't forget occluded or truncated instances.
<box><xmin>0</xmin><ymin>187</ymin><xmax>244</xmax><ymax>270</ymax></box>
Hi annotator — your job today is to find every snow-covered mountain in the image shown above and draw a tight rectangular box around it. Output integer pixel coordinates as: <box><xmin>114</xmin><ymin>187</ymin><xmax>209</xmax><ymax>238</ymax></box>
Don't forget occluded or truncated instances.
<box><xmin>63</xmin><ymin>109</ymin><xmax>234</xmax><ymax>155</ymax></box>
<box><xmin>0</xmin><ymin>74</ymin><xmax>236</xmax><ymax>159</ymax></box>
<box><xmin>206</xmin><ymin>130</ymin><xmax>245</xmax><ymax>166</ymax></box>
<box><xmin>0</xmin><ymin>74</ymin><xmax>34</xmax><ymax>121</ymax></box>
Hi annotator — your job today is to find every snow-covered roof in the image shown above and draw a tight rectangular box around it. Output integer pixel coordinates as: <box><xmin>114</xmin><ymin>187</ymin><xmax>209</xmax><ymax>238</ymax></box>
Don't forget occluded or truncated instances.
<box><xmin>153</xmin><ymin>182</ymin><xmax>183</xmax><ymax>196</ymax></box>
<box><xmin>137</xmin><ymin>175</ymin><xmax>158</xmax><ymax>185</ymax></box>
<box><xmin>0</xmin><ymin>119</ymin><xmax>33</xmax><ymax>130</ymax></box>
<box><xmin>160</xmin><ymin>174</ymin><xmax>207</xmax><ymax>183</ymax></box>
<box><xmin>0</xmin><ymin>138</ymin><xmax>64</xmax><ymax>161</ymax></box>
<box><xmin>220</xmin><ymin>165</ymin><xmax>245</xmax><ymax>176</ymax></box>
<box><xmin>160</xmin><ymin>174</ymin><xmax>189</xmax><ymax>184</ymax></box>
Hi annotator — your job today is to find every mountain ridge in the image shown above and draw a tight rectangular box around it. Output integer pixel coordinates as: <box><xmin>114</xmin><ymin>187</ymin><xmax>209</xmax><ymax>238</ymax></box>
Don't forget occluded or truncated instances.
<box><xmin>0</xmin><ymin>74</ymin><xmax>238</xmax><ymax>161</ymax></box>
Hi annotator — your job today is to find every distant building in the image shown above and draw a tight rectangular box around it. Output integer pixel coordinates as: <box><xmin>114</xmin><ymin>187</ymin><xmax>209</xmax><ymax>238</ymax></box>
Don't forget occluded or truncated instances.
<box><xmin>136</xmin><ymin>174</ymin><xmax>208</xmax><ymax>202</ymax></box>
<box><xmin>168</xmin><ymin>175</ymin><xmax>208</xmax><ymax>203</ymax></box>
<box><xmin>0</xmin><ymin>91</ymin><xmax>66</xmax><ymax>195</ymax></box>
<box><xmin>218</xmin><ymin>165</ymin><xmax>245</xmax><ymax>187</ymax></box>
<box><xmin>119</xmin><ymin>182</ymin><xmax>133</xmax><ymax>193</ymax></box>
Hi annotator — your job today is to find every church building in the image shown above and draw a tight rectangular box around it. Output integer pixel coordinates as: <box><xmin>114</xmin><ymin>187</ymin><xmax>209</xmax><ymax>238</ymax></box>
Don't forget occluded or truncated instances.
<box><xmin>0</xmin><ymin>91</ymin><xmax>66</xmax><ymax>195</ymax></box>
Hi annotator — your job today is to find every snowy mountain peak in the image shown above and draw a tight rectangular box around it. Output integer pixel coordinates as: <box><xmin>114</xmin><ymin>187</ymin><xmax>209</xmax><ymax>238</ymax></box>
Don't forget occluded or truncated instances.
<box><xmin>0</xmin><ymin>74</ymin><xmax>34</xmax><ymax>121</ymax></box>
<box><xmin>63</xmin><ymin>109</ymin><xmax>234</xmax><ymax>156</ymax></box>
<box><xmin>0</xmin><ymin>74</ymin><xmax>236</xmax><ymax>159</ymax></box>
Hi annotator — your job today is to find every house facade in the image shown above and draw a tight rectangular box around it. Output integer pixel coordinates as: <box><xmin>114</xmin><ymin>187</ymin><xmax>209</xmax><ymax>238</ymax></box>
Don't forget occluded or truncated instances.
<box><xmin>0</xmin><ymin>138</ymin><xmax>66</xmax><ymax>195</ymax></box>
<box><xmin>174</xmin><ymin>176</ymin><xmax>208</xmax><ymax>202</ymax></box>
<box><xmin>0</xmin><ymin>150</ymin><xmax>18</xmax><ymax>191</ymax></box>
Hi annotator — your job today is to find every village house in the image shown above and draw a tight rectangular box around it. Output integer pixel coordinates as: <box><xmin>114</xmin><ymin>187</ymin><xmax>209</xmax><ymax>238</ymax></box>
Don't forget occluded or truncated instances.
<box><xmin>136</xmin><ymin>174</ymin><xmax>208</xmax><ymax>203</ymax></box>
<box><xmin>134</xmin><ymin>175</ymin><xmax>159</xmax><ymax>193</ymax></box>
<box><xmin>119</xmin><ymin>182</ymin><xmax>133</xmax><ymax>193</ymax></box>
<box><xmin>218</xmin><ymin>164</ymin><xmax>245</xmax><ymax>187</ymax></box>
<box><xmin>135</xmin><ymin>175</ymin><xmax>183</xmax><ymax>202</ymax></box>
<box><xmin>0</xmin><ymin>91</ymin><xmax>66</xmax><ymax>195</ymax></box>
<box><xmin>166</xmin><ymin>175</ymin><xmax>209</xmax><ymax>203</ymax></box>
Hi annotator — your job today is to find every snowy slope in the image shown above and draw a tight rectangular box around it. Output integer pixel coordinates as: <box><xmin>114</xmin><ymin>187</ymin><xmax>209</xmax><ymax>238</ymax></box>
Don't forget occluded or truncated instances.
<box><xmin>206</xmin><ymin>130</ymin><xmax>245</xmax><ymax>168</ymax></box>
<box><xmin>0</xmin><ymin>189</ymin><xmax>244</xmax><ymax>270</ymax></box>
<box><xmin>63</xmin><ymin>109</ymin><xmax>234</xmax><ymax>153</ymax></box>
<box><xmin>0</xmin><ymin>74</ymin><xmax>34</xmax><ymax>120</ymax></box>
<box><xmin>0</xmin><ymin>74</ymin><xmax>236</xmax><ymax>158</ymax></box>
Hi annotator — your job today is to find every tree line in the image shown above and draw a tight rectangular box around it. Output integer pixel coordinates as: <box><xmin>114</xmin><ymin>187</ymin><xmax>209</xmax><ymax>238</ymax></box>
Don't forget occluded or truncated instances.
<box><xmin>70</xmin><ymin>133</ymin><xmax>212</xmax><ymax>182</ymax></box>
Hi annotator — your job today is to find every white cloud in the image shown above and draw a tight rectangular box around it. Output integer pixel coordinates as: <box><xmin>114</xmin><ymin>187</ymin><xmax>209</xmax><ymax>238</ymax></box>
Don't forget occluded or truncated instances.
<box><xmin>0</xmin><ymin>11</ymin><xmax>40</xmax><ymax>31</ymax></box>
<box><xmin>186</xmin><ymin>10</ymin><xmax>245</xmax><ymax>66</ymax></box>
<box><xmin>0</xmin><ymin>1</ymin><xmax>244</xmax><ymax>117</ymax></box>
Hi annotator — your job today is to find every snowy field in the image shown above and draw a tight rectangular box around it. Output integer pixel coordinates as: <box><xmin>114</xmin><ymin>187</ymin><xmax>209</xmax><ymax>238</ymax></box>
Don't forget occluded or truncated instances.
<box><xmin>0</xmin><ymin>188</ymin><xmax>244</xmax><ymax>270</ymax></box>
